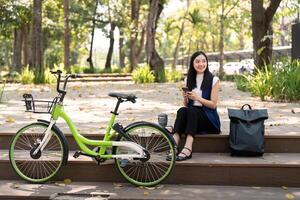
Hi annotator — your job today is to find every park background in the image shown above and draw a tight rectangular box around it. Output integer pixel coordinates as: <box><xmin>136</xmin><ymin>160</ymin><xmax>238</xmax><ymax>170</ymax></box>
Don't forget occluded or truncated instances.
<box><xmin>0</xmin><ymin>0</ymin><xmax>299</xmax><ymax>104</ymax></box>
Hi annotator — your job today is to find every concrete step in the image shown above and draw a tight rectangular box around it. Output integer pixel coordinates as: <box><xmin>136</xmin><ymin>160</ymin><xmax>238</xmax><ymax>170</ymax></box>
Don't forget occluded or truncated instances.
<box><xmin>1</xmin><ymin>132</ymin><xmax>300</xmax><ymax>153</ymax></box>
<box><xmin>1</xmin><ymin>180</ymin><xmax>299</xmax><ymax>200</ymax></box>
<box><xmin>1</xmin><ymin>150</ymin><xmax>300</xmax><ymax>186</ymax></box>
<box><xmin>68</xmin><ymin>76</ymin><xmax>132</xmax><ymax>82</ymax></box>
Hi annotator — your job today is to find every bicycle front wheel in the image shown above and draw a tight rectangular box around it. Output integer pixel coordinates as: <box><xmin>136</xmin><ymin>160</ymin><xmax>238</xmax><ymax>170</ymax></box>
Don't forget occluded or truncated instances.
<box><xmin>113</xmin><ymin>122</ymin><xmax>176</xmax><ymax>186</ymax></box>
<box><xmin>9</xmin><ymin>122</ymin><xmax>68</xmax><ymax>183</ymax></box>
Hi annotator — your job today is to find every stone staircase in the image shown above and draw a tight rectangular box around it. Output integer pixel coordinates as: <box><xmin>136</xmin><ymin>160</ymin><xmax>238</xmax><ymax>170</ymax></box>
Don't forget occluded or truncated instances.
<box><xmin>1</xmin><ymin>132</ymin><xmax>300</xmax><ymax>186</ymax></box>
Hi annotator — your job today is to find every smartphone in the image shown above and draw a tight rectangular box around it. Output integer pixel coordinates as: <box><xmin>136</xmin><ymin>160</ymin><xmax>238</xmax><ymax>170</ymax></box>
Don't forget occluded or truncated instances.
<box><xmin>182</xmin><ymin>87</ymin><xmax>190</xmax><ymax>92</ymax></box>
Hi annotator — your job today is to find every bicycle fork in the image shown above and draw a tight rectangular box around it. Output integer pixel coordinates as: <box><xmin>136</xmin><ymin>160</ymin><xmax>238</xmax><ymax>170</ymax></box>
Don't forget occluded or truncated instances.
<box><xmin>32</xmin><ymin>119</ymin><xmax>56</xmax><ymax>155</ymax></box>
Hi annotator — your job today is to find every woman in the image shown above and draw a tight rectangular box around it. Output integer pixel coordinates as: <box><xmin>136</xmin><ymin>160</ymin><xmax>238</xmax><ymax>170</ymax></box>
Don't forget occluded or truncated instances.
<box><xmin>172</xmin><ymin>51</ymin><xmax>221</xmax><ymax>161</ymax></box>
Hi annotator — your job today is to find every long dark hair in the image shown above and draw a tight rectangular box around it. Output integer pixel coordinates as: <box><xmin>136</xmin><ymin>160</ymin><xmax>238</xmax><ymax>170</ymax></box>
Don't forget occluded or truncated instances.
<box><xmin>186</xmin><ymin>51</ymin><xmax>213</xmax><ymax>92</ymax></box>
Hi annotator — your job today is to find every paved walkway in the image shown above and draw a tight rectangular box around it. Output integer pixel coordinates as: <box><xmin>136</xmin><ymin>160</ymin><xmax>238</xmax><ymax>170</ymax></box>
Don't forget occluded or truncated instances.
<box><xmin>0</xmin><ymin>81</ymin><xmax>299</xmax><ymax>135</ymax></box>
<box><xmin>0</xmin><ymin>180</ymin><xmax>299</xmax><ymax>200</ymax></box>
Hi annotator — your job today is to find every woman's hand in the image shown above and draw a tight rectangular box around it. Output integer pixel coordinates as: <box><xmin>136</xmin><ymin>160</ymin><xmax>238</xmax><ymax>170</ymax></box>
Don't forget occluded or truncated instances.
<box><xmin>182</xmin><ymin>91</ymin><xmax>188</xmax><ymax>98</ymax></box>
<box><xmin>187</xmin><ymin>91</ymin><xmax>201</xmax><ymax>102</ymax></box>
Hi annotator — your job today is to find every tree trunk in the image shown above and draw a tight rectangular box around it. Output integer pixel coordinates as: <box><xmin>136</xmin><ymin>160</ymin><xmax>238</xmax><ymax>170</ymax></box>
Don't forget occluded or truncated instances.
<box><xmin>22</xmin><ymin>23</ymin><xmax>31</xmax><ymax>67</ymax></box>
<box><xmin>172</xmin><ymin>0</ymin><xmax>190</xmax><ymax>70</ymax></box>
<box><xmin>219</xmin><ymin>12</ymin><xmax>225</xmax><ymax>79</ymax></box>
<box><xmin>12</xmin><ymin>28</ymin><xmax>23</xmax><ymax>73</ymax></box>
<box><xmin>87</xmin><ymin>0</ymin><xmax>99</xmax><ymax>72</ymax></box>
<box><xmin>64</xmin><ymin>0</ymin><xmax>70</xmax><ymax>72</ymax></box>
<box><xmin>129</xmin><ymin>0</ymin><xmax>140</xmax><ymax>72</ymax></box>
<box><xmin>186</xmin><ymin>28</ymin><xmax>194</xmax><ymax>68</ymax></box>
<box><xmin>31</xmin><ymin>0</ymin><xmax>43</xmax><ymax>82</ymax></box>
<box><xmin>146</xmin><ymin>0</ymin><xmax>165</xmax><ymax>82</ymax></box>
<box><xmin>119</xmin><ymin>28</ymin><xmax>125</xmax><ymax>68</ymax></box>
<box><xmin>171</xmin><ymin>21</ymin><xmax>184</xmax><ymax>70</ymax></box>
<box><xmin>105</xmin><ymin>23</ymin><xmax>116</xmax><ymax>70</ymax></box>
<box><xmin>251</xmin><ymin>0</ymin><xmax>281</xmax><ymax>69</ymax></box>
<box><xmin>136</xmin><ymin>25</ymin><xmax>146</xmax><ymax>63</ymax></box>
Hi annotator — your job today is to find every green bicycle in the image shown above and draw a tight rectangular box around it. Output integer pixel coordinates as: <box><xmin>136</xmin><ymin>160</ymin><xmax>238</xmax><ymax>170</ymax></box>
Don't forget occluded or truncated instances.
<box><xmin>9</xmin><ymin>70</ymin><xmax>176</xmax><ymax>186</ymax></box>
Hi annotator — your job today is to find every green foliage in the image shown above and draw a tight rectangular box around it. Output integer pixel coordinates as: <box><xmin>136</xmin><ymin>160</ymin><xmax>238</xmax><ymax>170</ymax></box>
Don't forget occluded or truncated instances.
<box><xmin>19</xmin><ymin>66</ymin><xmax>34</xmax><ymax>84</ymax></box>
<box><xmin>234</xmin><ymin>75</ymin><xmax>250</xmax><ymax>92</ymax></box>
<box><xmin>132</xmin><ymin>65</ymin><xmax>155</xmax><ymax>84</ymax></box>
<box><xmin>155</xmin><ymin>68</ymin><xmax>166</xmax><ymax>83</ymax></box>
<box><xmin>71</xmin><ymin>65</ymin><xmax>85</xmax><ymax>73</ymax></box>
<box><xmin>111</xmin><ymin>67</ymin><xmax>123</xmax><ymax>73</ymax></box>
<box><xmin>166</xmin><ymin>70</ymin><xmax>184</xmax><ymax>82</ymax></box>
<box><xmin>83</xmin><ymin>67</ymin><xmax>96</xmax><ymax>74</ymax></box>
<box><xmin>0</xmin><ymin>79</ymin><xmax>5</xmax><ymax>103</ymax></box>
<box><xmin>34</xmin><ymin>72</ymin><xmax>45</xmax><ymax>84</ymax></box>
<box><xmin>44</xmin><ymin>68</ymin><xmax>56</xmax><ymax>84</ymax></box>
<box><xmin>236</xmin><ymin>59</ymin><xmax>300</xmax><ymax>102</ymax></box>
<box><xmin>221</xmin><ymin>74</ymin><xmax>239</xmax><ymax>82</ymax></box>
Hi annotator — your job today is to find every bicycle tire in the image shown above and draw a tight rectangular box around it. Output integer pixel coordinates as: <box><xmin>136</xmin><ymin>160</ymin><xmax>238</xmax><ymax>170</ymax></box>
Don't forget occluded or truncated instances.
<box><xmin>9</xmin><ymin>122</ymin><xmax>68</xmax><ymax>183</ymax></box>
<box><xmin>113</xmin><ymin>122</ymin><xmax>176</xmax><ymax>186</ymax></box>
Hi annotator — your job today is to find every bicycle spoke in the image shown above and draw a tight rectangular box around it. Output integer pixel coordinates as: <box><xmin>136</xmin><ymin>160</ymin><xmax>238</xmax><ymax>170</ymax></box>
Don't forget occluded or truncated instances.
<box><xmin>10</xmin><ymin>123</ymin><xmax>65</xmax><ymax>183</ymax></box>
<box><xmin>115</xmin><ymin>124</ymin><xmax>175</xmax><ymax>186</ymax></box>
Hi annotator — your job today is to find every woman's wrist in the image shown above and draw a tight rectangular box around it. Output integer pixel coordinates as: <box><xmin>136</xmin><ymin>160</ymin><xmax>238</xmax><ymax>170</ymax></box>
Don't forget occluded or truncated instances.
<box><xmin>197</xmin><ymin>96</ymin><xmax>202</xmax><ymax>103</ymax></box>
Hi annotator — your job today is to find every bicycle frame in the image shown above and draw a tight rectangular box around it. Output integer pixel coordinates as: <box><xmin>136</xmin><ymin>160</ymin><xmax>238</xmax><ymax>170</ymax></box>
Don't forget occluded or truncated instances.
<box><xmin>33</xmin><ymin>102</ymin><xmax>145</xmax><ymax>160</ymax></box>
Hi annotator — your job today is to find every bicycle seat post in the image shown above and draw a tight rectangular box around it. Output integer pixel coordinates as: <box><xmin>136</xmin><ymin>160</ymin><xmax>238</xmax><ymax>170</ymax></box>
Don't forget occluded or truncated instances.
<box><xmin>111</xmin><ymin>98</ymin><xmax>123</xmax><ymax>115</ymax></box>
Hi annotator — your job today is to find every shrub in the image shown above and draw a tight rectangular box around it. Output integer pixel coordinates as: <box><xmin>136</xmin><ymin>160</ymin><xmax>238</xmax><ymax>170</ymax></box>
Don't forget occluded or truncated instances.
<box><xmin>20</xmin><ymin>66</ymin><xmax>35</xmax><ymax>84</ymax></box>
<box><xmin>235</xmin><ymin>59</ymin><xmax>300</xmax><ymax>102</ymax></box>
<box><xmin>132</xmin><ymin>65</ymin><xmax>155</xmax><ymax>84</ymax></box>
<box><xmin>234</xmin><ymin>75</ymin><xmax>250</xmax><ymax>92</ymax></box>
<box><xmin>71</xmin><ymin>65</ymin><xmax>85</xmax><ymax>74</ymax></box>
<box><xmin>111</xmin><ymin>67</ymin><xmax>123</xmax><ymax>73</ymax></box>
<box><xmin>0</xmin><ymin>79</ymin><xmax>5</xmax><ymax>103</ymax></box>
<box><xmin>166</xmin><ymin>70</ymin><xmax>184</xmax><ymax>82</ymax></box>
<box><xmin>83</xmin><ymin>67</ymin><xmax>96</xmax><ymax>74</ymax></box>
<box><xmin>44</xmin><ymin>68</ymin><xmax>56</xmax><ymax>84</ymax></box>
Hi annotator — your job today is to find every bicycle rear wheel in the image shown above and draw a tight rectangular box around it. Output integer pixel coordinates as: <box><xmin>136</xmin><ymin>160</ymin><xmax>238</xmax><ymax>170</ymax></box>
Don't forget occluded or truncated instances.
<box><xmin>9</xmin><ymin>122</ymin><xmax>68</xmax><ymax>183</ymax></box>
<box><xmin>113</xmin><ymin>122</ymin><xmax>176</xmax><ymax>186</ymax></box>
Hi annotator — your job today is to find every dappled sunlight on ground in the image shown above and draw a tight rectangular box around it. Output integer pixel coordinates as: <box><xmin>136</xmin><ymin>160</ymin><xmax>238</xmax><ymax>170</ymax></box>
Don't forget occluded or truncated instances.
<box><xmin>0</xmin><ymin>81</ymin><xmax>299</xmax><ymax>135</ymax></box>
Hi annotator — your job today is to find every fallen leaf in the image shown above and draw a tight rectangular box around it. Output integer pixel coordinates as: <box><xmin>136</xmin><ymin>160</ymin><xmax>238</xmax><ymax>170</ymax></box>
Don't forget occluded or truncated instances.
<box><xmin>73</xmin><ymin>86</ymin><xmax>81</xmax><ymax>91</ymax></box>
<box><xmin>282</xmin><ymin>186</ymin><xmax>288</xmax><ymax>190</ymax></box>
<box><xmin>6</xmin><ymin>117</ymin><xmax>15</xmax><ymax>123</ymax></box>
<box><xmin>144</xmin><ymin>186</ymin><xmax>156</xmax><ymax>190</ymax></box>
<box><xmin>144</xmin><ymin>191</ymin><xmax>149</xmax><ymax>196</ymax></box>
<box><xmin>285</xmin><ymin>193</ymin><xmax>295</xmax><ymax>200</ymax></box>
<box><xmin>161</xmin><ymin>189</ymin><xmax>171</xmax><ymax>194</ymax></box>
<box><xmin>252</xmin><ymin>187</ymin><xmax>261</xmax><ymax>190</ymax></box>
<box><xmin>54</xmin><ymin>182</ymin><xmax>65</xmax><ymax>187</ymax></box>
<box><xmin>12</xmin><ymin>183</ymin><xmax>19</xmax><ymax>189</ymax></box>
<box><xmin>155</xmin><ymin>185</ymin><xmax>164</xmax><ymax>189</ymax></box>
<box><xmin>113</xmin><ymin>183</ymin><xmax>123</xmax><ymax>189</ymax></box>
<box><xmin>63</xmin><ymin>178</ymin><xmax>72</xmax><ymax>184</ymax></box>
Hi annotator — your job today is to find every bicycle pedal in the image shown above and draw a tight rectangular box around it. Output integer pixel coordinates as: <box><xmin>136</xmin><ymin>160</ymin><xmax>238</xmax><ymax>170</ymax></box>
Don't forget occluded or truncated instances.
<box><xmin>73</xmin><ymin>151</ymin><xmax>81</xmax><ymax>158</ymax></box>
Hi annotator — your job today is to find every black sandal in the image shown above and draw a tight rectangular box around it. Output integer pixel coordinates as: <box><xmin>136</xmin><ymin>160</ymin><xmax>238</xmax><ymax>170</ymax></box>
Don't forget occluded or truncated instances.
<box><xmin>166</xmin><ymin>146</ymin><xmax>179</xmax><ymax>161</ymax></box>
<box><xmin>176</xmin><ymin>147</ymin><xmax>192</xmax><ymax>161</ymax></box>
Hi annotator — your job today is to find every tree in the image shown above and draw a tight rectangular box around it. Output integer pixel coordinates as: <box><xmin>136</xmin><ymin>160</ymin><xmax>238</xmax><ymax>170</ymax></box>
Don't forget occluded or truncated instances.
<box><xmin>12</xmin><ymin>28</ymin><xmax>23</xmax><ymax>73</ymax></box>
<box><xmin>251</xmin><ymin>0</ymin><xmax>282</xmax><ymax>69</ymax></box>
<box><xmin>86</xmin><ymin>0</ymin><xmax>99</xmax><ymax>72</ymax></box>
<box><xmin>130</xmin><ymin>0</ymin><xmax>139</xmax><ymax>71</ymax></box>
<box><xmin>64</xmin><ymin>0</ymin><xmax>70</xmax><ymax>72</ymax></box>
<box><xmin>146</xmin><ymin>0</ymin><xmax>165</xmax><ymax>82</ymax></box>
<box><xmin>171</xmin><ymin>0</ymin><xmax>190</xmax><ymax>70</ymax></box>
<box><xmin>31</xmin><ymin>0</ymin><xmax>43</xmax><ymax>82</ymax></box>
<box><xmin>186</xmin><ymin>8</ymin><xmax>203</xmax><ymax>67</ymax></box>
<box><xmin>217</xmin><ymin>0</ymin><xmax>239</xmax><ymax>79</ymax></box>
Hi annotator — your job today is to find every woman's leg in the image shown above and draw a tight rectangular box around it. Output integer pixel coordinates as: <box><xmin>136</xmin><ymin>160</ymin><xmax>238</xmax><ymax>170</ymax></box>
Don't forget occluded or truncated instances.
<box><xmin>172</xmin><ymin>107</ymin><xmax>189</xmax><ymax>146</ymax></box>
<box><xmin>173</xmin><ymin>132</ymin><xmax>180</xmax><ymax>146</ymax></box>
<box><xmin>178</xmin><ymin>134</ymin><xmax>193</xmax><ymax>157</ymax></box>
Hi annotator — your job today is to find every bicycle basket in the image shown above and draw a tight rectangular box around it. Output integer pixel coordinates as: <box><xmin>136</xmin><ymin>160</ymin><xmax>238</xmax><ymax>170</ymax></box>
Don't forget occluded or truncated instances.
<box><xmin>23</xmin><ymin>93</ymin><xmax>59</xmax><ymax>114</ymax></box>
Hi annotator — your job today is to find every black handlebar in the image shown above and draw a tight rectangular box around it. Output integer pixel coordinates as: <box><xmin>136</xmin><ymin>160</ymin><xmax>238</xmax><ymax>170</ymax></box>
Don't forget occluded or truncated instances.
<box><xmin>50</xmin><ymin>70</ymin><xmax>81</xmax><ymax>102</ymax></box>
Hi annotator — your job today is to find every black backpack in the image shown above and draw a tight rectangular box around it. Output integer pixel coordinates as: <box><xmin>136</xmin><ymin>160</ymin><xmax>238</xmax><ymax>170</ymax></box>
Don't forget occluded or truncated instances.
<box><xmin>228</xmin><ymin>104</ymin><xmax>268</xmax><ymax>156</ymax></box>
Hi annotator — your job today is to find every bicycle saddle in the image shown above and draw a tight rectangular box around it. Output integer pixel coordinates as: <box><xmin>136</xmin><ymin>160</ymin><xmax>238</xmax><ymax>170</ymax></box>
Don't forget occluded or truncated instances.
<box><xmin>108</xmin><ymin>92</ymin><xmax>137</xmax><ymax>103</ymax></box>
